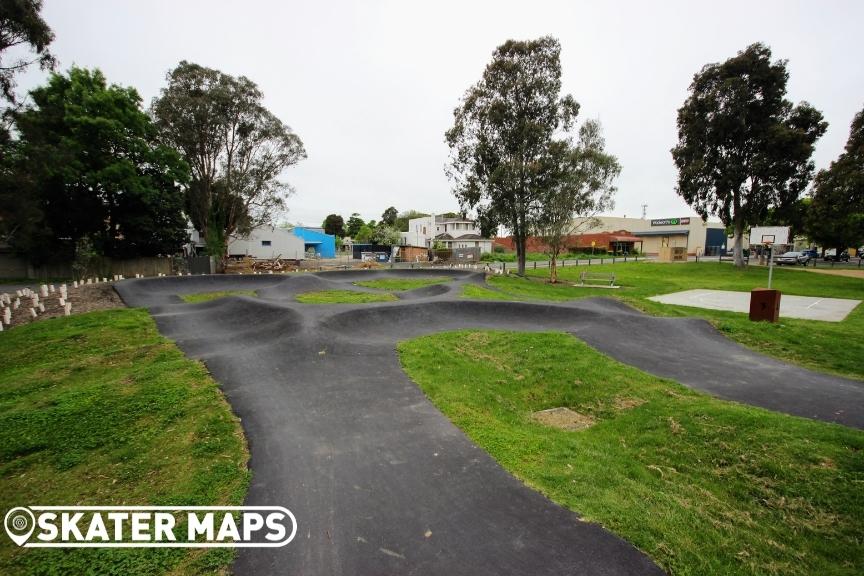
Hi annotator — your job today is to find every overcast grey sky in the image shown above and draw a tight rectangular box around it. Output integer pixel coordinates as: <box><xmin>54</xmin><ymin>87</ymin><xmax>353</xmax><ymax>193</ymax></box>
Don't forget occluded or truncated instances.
<box><xmin>18</xmin><ymin>0</ymin><xmax>864</xmax><ymax>227</ymax></box>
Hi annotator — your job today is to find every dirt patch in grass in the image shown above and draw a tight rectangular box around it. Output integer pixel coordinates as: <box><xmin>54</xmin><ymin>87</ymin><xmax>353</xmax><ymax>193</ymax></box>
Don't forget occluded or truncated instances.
<box><xmin>1</xmin><ymin>283</ymin><xmax>124</xmax><ymax>331</ymax></box>
<box><xmin>613</xmin><ymin>396</ymin><xmax>647</xmax><ymax>411</ymax></box>
<box><xmin>804</xmin><ymin>268</ymin><xmax>864</xmax><ymax>279</ymax></box>
<box><xmin>531</xmin><ymin>407</ymin><xmax>595</xmax><ymax>430</ymax></box>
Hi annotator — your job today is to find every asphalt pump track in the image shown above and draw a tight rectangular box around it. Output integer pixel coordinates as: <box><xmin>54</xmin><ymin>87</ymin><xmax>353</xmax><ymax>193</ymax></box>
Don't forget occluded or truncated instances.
<box><xmin>116</xmin><ymin>270</ymin><xmax>864</xmax><ymax>575</ymax></box>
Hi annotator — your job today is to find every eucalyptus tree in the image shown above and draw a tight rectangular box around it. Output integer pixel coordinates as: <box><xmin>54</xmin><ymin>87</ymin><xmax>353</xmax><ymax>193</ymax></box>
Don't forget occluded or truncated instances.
<box><xmin>535</xmin><ymin>120</ymin><xmax>619</xmax><ymax>283</ymax></box>
<box><xmin>672</xmin><ymin>43</ymin><xmax>826</xmax><ymax>267</ymax></box>
<box><xmin>152</xmin><ymin>62</ymin><xmax>306</xmax><ymax>259</ymax></box>
<box><xmin>807</xmin><ymin>107</ymin><xmax>864</xmax><ymax>255</ymax></box>
<box><xmin>446</xmin><ymin>36</ymin><xmax>579</xmax><ymax>276</ymax></box>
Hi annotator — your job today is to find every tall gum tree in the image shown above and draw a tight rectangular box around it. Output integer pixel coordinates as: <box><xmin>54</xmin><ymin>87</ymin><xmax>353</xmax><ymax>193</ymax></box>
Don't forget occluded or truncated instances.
<box><xmin>446</xmin><ymin>36</ymin><xmax>578</xmax><ymax>276</ymax></box>
<box><xmin>807</xmin><ymin>107</ymin><xmax>864</xmax><ymax>255</ymax></box>
<box><xmin>671</xmin><ymin>43</ymin><xmax>826</xmax><ymax>267</ymax></box>
<box><xmin>152</xmin><ymin>61</ymin><xmax>306</xmax><ymax>262</ymax></box>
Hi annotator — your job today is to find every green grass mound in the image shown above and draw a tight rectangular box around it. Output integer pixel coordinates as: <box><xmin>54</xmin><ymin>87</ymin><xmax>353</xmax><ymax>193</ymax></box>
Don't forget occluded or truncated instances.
<box><xmin>470</xmin><ymin>263</ymin><xmax>863</xmax><ymax>380</ymax></box>
<box><xmin>354</xmin><ymin>277</ymin><xmax>451</xmax><ymax>291</ymax></box>
<box><xmin>460</xmin><ymin>284</ymin><xmax>517</xmax><ymax>300</ymax></box>
<box><xmin>399</xmin><ymin>330</ymin><xmax>864</xmax><ymax>576</ymax></box>
<box><xmin>0</xmin><ymin>309</ymin><xmax>249</xmax><ymax>575</ymax></box>
<box><xmin>295</xmin><ymin>289</ymin><xmax>397</xmax><ymax>304</ymax></box>
<box><xmin>180</xmin><ymin>289</ymin><xmax>257</xmax><ymax>303</ymax></box>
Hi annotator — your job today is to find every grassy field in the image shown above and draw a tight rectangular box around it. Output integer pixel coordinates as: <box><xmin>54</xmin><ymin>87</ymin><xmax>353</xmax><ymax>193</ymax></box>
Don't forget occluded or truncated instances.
<box><xmin>463</xmin><ymin>262</ymin><xmax>864</xmax><ymax>380</ymax></box>
<box><xmin>295</xmin><ymin>289</ymin><xmax>397</xmax><ymax>304</ymax></box>
<box><xmin>0</xmin><ymin>310</ymin><xmax>249</xmax><ymax>575</ymax></box>
<box><xmin>399</xmin><ymin>330</ymin><xmax>864</xmax><ymax>576</ymax></box>
<box><xmin>354</xmin><ymin>277</ymin><xmax>451</xmax><ymax>291</ymax></box>
<box><xmin>180</xmin><ymin>289</ymin><xmax>257</xmax><ymax>303</ymax></box>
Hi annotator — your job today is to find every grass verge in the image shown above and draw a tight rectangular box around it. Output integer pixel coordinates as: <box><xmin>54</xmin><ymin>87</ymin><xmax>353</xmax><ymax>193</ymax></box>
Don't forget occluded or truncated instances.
<box><xmin>295</xmin><ymin>289</ymin><xmax>397</xmax><ymax>304</ymax></box>
<box><xmin>354</xmin><ymin>277</ymin><xmax>451</xmax><ymax>291</ymax></box>
<box><xmin>398</xmin><ymin>330</ymin><xmax>864</xmax><ymax>576</ymax></box>
<box><xmin>465</xmin><ymin>263</ymin><xmax>863</xmax><ymax>380</ymax></box>
<box><xmin>0</xmin><ymin>309</ymin><xmax>249</xmax><ymax>575</ymax></box>
<box><xmin>180</xmin><ymin>289</ymin><xmax>257</xmax><ymax>303</ymax></box>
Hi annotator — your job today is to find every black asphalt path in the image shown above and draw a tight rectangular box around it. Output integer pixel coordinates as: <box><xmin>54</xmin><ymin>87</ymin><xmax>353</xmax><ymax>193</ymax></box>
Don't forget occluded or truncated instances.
<box><xmin>116</xmin><ymin>270</ymin><xmax>864</xmax><ymax>575</ymax></box>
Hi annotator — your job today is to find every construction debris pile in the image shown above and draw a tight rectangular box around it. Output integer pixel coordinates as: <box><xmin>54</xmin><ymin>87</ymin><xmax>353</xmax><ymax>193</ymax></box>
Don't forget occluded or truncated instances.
<box><xmin>224</xmin><ymin>256</ymin><xmax>302</xmax><ymax>274</ymax></box>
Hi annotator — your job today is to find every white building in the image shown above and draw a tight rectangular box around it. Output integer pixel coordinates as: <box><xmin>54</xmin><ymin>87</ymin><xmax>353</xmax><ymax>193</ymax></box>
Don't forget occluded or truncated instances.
<box><xmin>227</xmin><ymin>226</ymin><xmax>306</xmax><ymax>259</ymax></box>
<box><xmin>401</xmin><ymin>215</ymin><xmax>493</xmax><ymax>253</ymax></box>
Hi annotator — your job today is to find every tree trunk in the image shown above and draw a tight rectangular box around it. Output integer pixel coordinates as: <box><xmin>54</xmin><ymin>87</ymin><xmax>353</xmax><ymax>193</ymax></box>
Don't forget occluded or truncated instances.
<box><xmin>732</xmin><ymin>218</ymin><xmax>745</xmax><ymax>268</ymax></box>
<box><xmin>515</xmin><ymin>219</ymin><xmax>527</xmax><ymax>276</ymax></box>
<box><xmin>549</xmin><ymin>252</ymin><xmax>558</xmax><ymax>283</ymax></box>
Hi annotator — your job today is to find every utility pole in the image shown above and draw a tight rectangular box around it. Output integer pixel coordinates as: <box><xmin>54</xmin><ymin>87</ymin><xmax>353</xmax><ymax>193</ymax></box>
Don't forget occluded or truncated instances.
<box><xmin>641</xmin><ymin>204</ymin><xmax>648</xmax><ymax>219</ymax></box>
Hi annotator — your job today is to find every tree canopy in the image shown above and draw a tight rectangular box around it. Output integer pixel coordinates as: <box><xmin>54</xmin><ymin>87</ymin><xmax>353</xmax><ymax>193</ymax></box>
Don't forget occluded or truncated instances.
<box><xmin>345</xmin><ymin>212</ymin><xmax>365</xmax><ymax>238</ymax></box>
<box><xmin>446</xmin><ymin>36</ymin><xmax>579</xmax><ymax>275</ymax></box>
<box><xmin>152</xmin><ymin>61</ymin><xmax>306</xmax><ymax>258</ymax></box>
<box><xmin>535</xmin><ymin>119</ymin><xmax>619</xmax><ymax>282</ymax></box>
<box><xmin>322</xmin><ymin>213</ymin><xmax>345</xmax><ymax>237</ymax></box>
<box><xmin>807</xmin><ymin>107</ymin><xmax>864</xmax><ymax>254</ymax></box>
<box><xmin>0</xmin><ymin>0</ymin><xmax>55</xmax><ymax>105</ymax></box>
<box><xmin>380</xmin><ymin>206</ymin><xmax>398</xmax><ymax>227</ymax></box>
<box><xmin>671</xmin><ymin>43</ymin><xmax>827</xmax><ymax>267</ymax></box>
<box><xmin>1</xmin><ymin>67</ymin><xmax>189</xmax><ymax>262</ymax></box>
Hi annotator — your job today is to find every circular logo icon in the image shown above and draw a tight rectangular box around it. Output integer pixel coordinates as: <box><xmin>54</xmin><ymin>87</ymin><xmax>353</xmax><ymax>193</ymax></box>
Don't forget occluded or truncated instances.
<box><xmin>4</xmin><ymin>507</ymin><xmax>35</xmax><ymax>546</ymax></box>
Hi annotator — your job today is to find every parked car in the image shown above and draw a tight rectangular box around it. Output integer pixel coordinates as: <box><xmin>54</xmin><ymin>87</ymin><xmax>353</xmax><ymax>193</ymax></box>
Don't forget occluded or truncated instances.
<box><xmin>801</xmin><ymin>248</ymin><xmax>818</xmax><ymax>259</ymax></box>
<box><xmin>823</xmin><ymin>249</ymin><xmax>850</xmax><ymax>262</ymax></box>
<box><xmin>775</xmin><ymin>251</ymin><xmax>810</xmax><ymax>265</ymax></box>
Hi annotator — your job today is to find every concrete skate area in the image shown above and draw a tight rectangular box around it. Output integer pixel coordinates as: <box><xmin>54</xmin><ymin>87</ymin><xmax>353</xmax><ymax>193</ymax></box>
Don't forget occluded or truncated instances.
<box><xmin>648</xmin><ymin>288</ymin><xmax>861</xmax><ymax>321</ymax></box>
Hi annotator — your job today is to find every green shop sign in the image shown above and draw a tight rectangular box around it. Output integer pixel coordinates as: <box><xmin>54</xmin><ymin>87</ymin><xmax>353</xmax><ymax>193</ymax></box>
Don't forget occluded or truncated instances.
<box><xmin>650</xmin><ymin>217</ymin><xmax>690</xmax><ymax>227</ymax></box>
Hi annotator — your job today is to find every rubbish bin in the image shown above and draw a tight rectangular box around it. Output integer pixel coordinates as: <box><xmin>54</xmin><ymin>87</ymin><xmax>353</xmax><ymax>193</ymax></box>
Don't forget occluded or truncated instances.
<box><xmin>749</xmin><ymin>288</ymin><xmax>781</xmax><ymax>322</ymax></box>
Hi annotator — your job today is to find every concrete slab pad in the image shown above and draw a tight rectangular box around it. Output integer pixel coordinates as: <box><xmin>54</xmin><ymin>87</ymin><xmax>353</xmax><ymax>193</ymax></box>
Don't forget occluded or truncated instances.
<box><xmin>648</xmin><ymin>289</ymin><xmax>861</xmax><ymax>321</ymax></box>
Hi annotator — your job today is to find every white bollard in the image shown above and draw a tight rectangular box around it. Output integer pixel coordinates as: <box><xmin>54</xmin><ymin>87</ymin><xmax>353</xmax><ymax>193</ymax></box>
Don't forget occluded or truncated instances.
<box><xmin>64</xmin><ymin>303</ymin><xmax>71</xmax><ymax>316</ymax></box>
<box><xmin>58</xmin><ymin>297</ymin><xmax>65</xmax><ymax>306</ymax></box>
<box><xmin>40</xmin><ymin>285</ymin><xmax>48</xmax><ymax>297</ymax></box>
<box><xmin>30</xmin><ymin>307</ymin><xmax>37</xmax><ymax>317</ymax></box>
<box><xmin>49</xmin><ymin>284</ymin><xmax>55</xmax><ymax>293</ymax></box>
<box><xmin>38</xmin><ymin>303</ymin><xmax>45</xmax><ymax>312</ymax></box>
<box><xmin>13</xmin><ymin>298</ymin><xmax>20</xmax><ymax>309</ymax></box>
<box><xmin>73</xmin><ymin>280</ymin><xmax>79</xmax><ymax>288</ymax></box>
<box><xmin>3</xmin><ymin>307</ymin><xmax>10</xmax><ymax>324</ymax></box>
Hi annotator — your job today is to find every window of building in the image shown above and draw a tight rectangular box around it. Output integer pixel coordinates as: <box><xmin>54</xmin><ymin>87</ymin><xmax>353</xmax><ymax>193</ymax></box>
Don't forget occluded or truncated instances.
<box><xmin>262</xmin><ymin>240</ymin><xmax>272</xmax><ymax>246</ymax></box>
